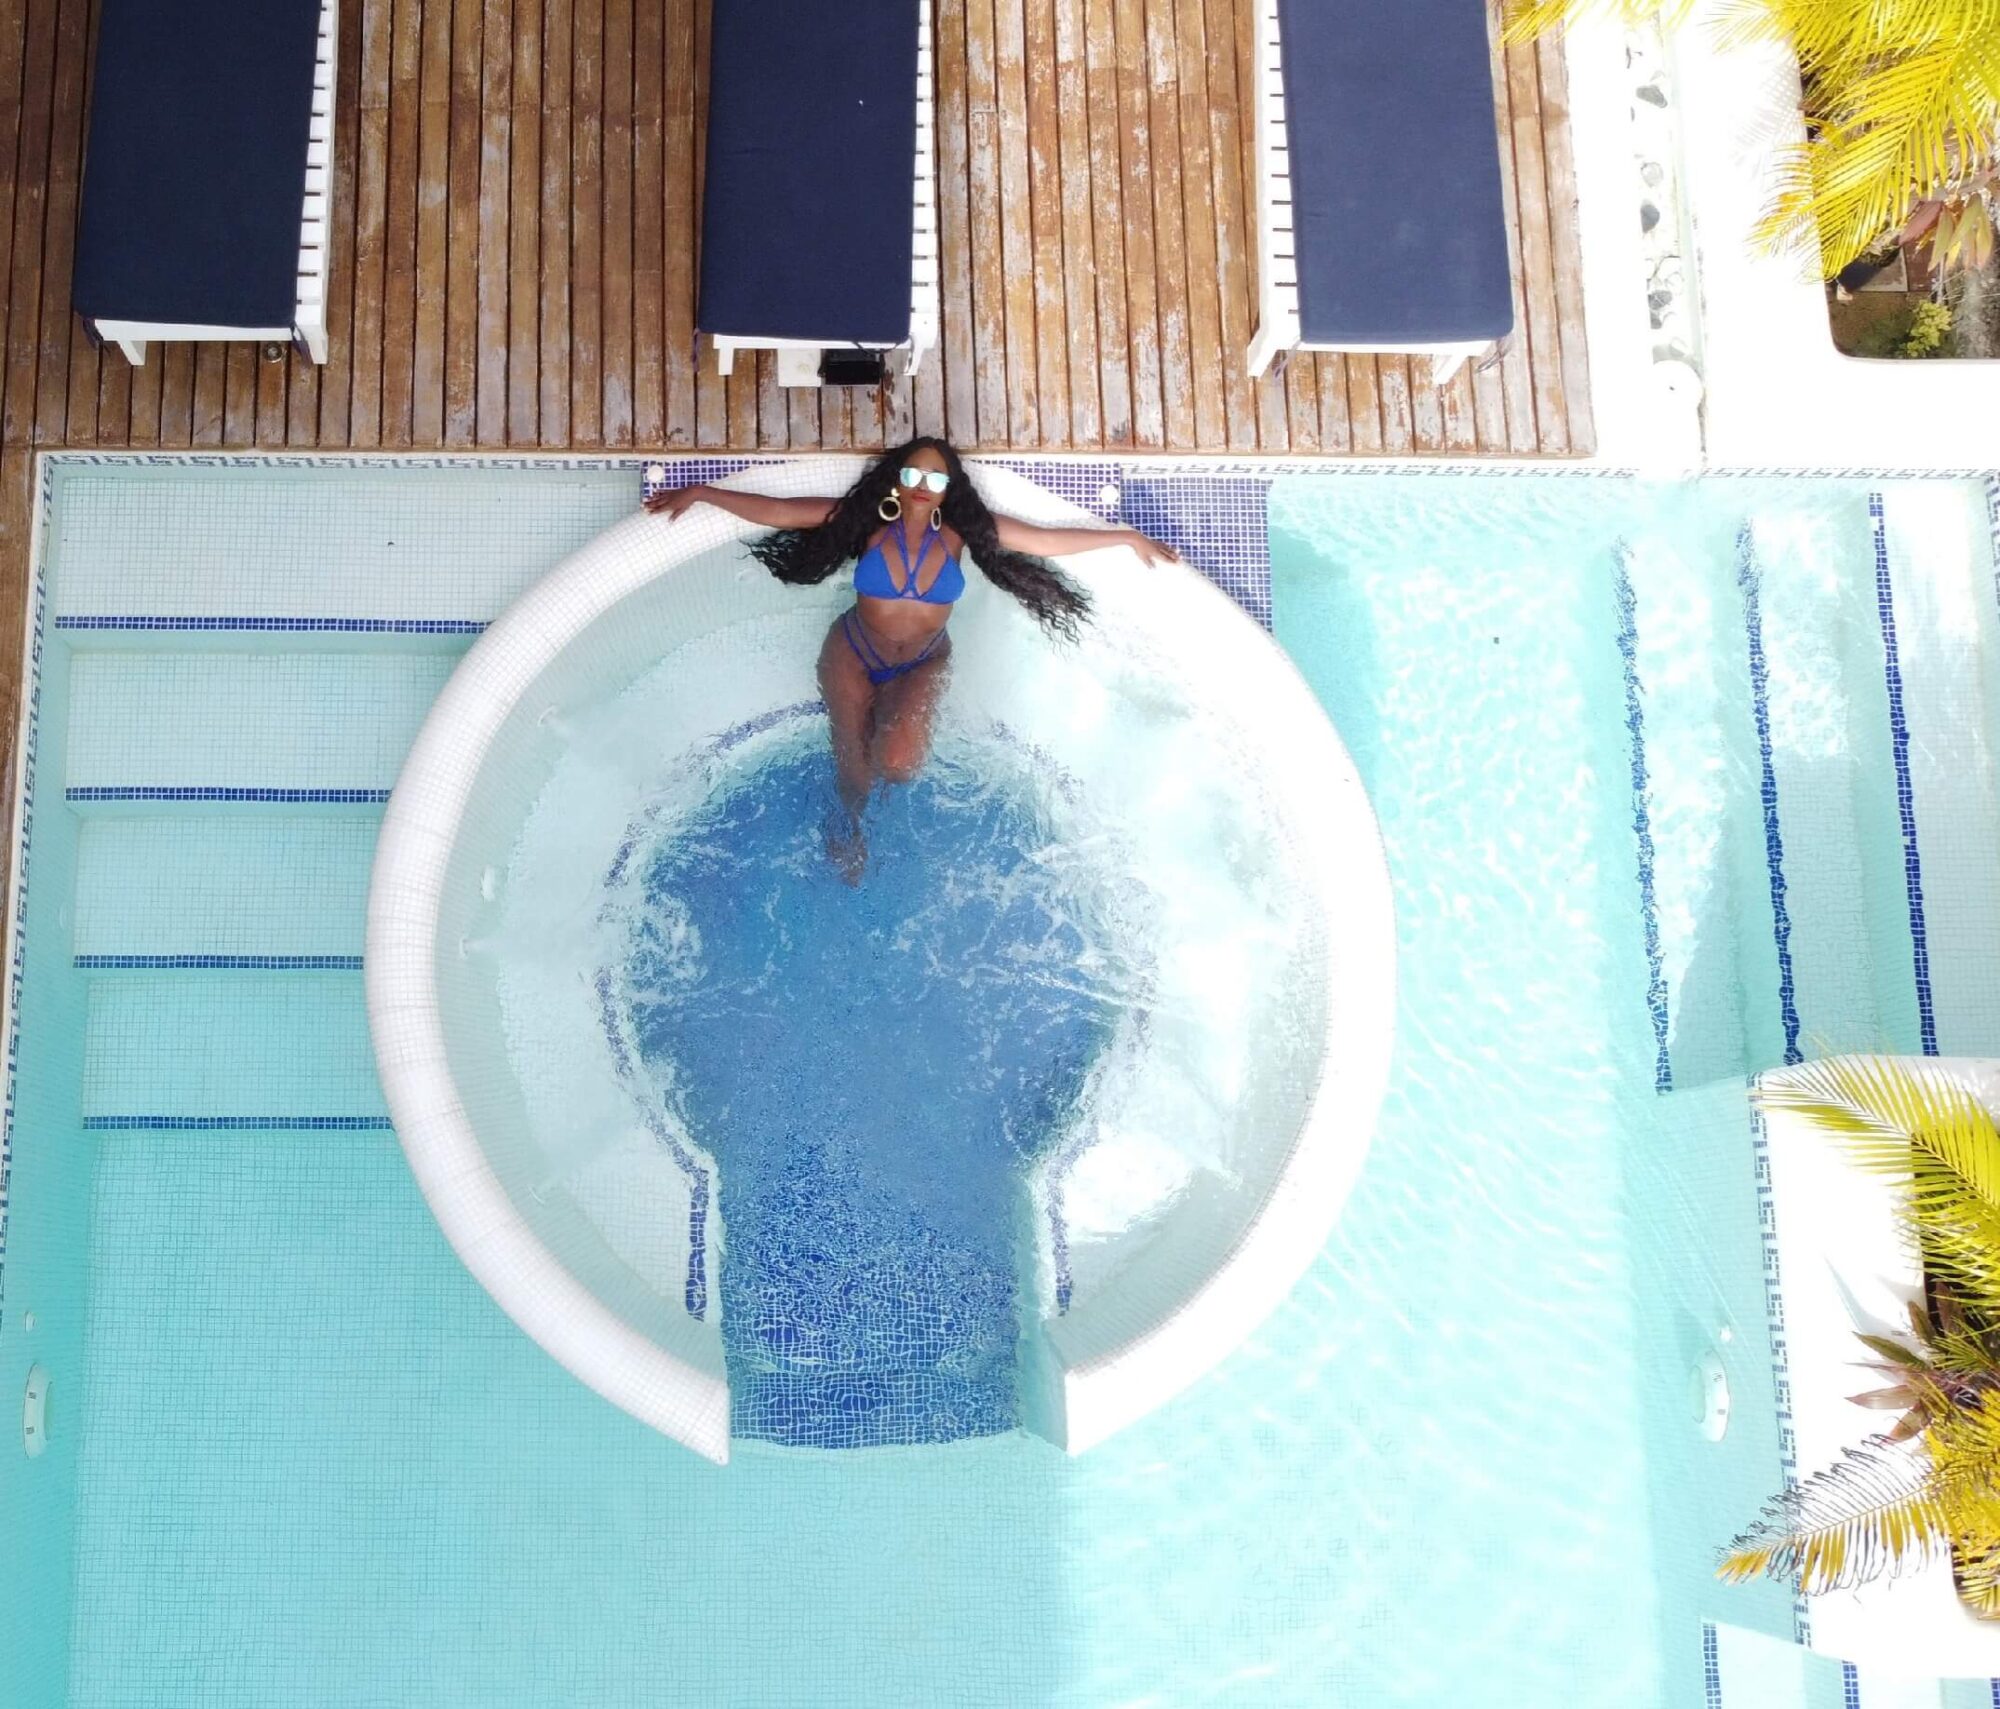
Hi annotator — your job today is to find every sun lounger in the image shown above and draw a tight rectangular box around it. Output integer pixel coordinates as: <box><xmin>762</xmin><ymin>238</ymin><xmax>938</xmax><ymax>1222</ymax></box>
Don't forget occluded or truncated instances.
<box><xmin>72</xmin><ymin>0</ymin><xmax>336</xmax><ymax>368</ymax></box>
<box><xmin>1247</xmin><ymin>0</ymin><xmax>1514</xmax><ymax>382</ymax></box>
<box><xmin>698</xmin><ymin>0</ymin><xmax>939</xmax><ymax>386</ymax></box>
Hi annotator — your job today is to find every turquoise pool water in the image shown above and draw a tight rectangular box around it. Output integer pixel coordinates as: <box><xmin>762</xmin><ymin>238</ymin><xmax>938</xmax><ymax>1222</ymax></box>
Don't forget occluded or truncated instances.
<box><xmin>3</xmin><ymin>460</ymin><xmax>1996</xmax><ymax>1706</ymax></box>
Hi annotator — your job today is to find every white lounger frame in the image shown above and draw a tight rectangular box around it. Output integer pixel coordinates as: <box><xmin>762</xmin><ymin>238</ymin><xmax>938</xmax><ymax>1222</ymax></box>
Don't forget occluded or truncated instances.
<box><xmin>711</xmin><ymin>0</ymin><xmax>939</xmax><ymax>388</ymax></box>
<box><xmin>1246</xmin><ymin>0</ymin><xmax>1494</xmax><ymax>384</ymax></box>
<box><xmin>90</xmin><ymin>0</ymin><xmax>337</xmax><ymax>368</ymax></box>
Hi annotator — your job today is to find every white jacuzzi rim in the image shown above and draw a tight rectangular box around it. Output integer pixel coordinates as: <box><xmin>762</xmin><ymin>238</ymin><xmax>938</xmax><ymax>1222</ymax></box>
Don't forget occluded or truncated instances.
<box><xmin>364</xmin><ymin>455</ymin><xmax>1395</xmax><ymax>1462</ymax></box>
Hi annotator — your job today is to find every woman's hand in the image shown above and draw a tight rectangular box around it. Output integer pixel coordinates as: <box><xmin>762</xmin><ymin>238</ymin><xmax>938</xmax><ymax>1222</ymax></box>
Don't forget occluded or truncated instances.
<box><xmin>644</xmin><ymin>482</ymin><xmax>708</xmax><ymax>519</ymax></box>
<box><xmin>1123</xmin><ymin>529</ymin><xmax>1181</xmax><ymax>569</ymax></box>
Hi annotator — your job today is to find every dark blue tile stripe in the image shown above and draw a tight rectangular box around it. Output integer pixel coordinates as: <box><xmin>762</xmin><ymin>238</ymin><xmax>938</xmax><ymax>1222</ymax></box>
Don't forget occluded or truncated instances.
<box><xmin>1841</xmin><ymin>1660</ymin><xmax>1860</xmax><ymax>1708</ymax></box>
<box><xmin>1701</xmin><ymin>1623</ymin><xmax>1722</xmax><ymax>1709</ymax></box>
<box><xmin>1872</xmin><ymin>492</ymin><xmax>1938</xmax><ymax>1056</ymax></box>
<box><xmin>82</xmin><ymin>1115</ymin><xmax>393</xmax><ymax>1131</ymax></box>
<box><xmin>75</xmin><ymin>954</ymin><xmax>363</xmax><ymax>971</ymax></box>
<box><xmin>1612</xmin><ymin>546</ymin><xmax>1671</xmax><ymax>1092</ymax></box>
<box><xmin>66</xmin><ymin>786</ymin><xmax>390</xmax><ymax>804</ymax></box>
<box><xmin>1737</xmin><ymin>526</ymin><xmax>1802</xmax><ymax>1066</ymax></box>
<box><xmin>54</xmin><ymin>615</ymin><xmax>487</xmax><ymax>634</ymax></box>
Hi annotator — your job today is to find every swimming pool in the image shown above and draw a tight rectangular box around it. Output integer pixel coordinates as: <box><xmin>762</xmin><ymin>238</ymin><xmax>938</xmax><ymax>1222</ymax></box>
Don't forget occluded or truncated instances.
<box><xmin>3</xmin><ymin>456</ymin><xmax>1996</xmax><ymax>1705</ymax></box>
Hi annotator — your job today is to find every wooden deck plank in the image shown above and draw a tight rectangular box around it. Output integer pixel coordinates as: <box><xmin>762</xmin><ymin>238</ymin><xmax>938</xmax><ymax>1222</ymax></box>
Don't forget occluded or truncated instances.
<box><xmin>1376</xmin><ymin>355</ymin><xmax>1412</xmax><ymax>455</ymax></box>
<box><xmin>376</xmin><ymin>0</ymin><xmax>423</xmax><ymax>446</ymax></box>
<box><xmin>443</xmin><ymin>0</ymin><xmax>482</xmax><ymax>444</ymax></box>
<box><xmin>690</xmin><ymin>0</ymin><xmax>724</xmax><ymax>447</ymax></box>
<box><xmin>629</xmin><ymin>0</ymin><xmax>663</xmax><ymax>445</ymax></box>
<box><xmin>1316</xmin><ymin>354</ymin><xmax>1351</xmax><ymax>454</ymax></box>
<box><xmin>120</xmin><ymin>347</ymin><xmax>157</xmax><ymax>447</ymax></box>
<box><xmin>1231</xmin><ymin>0</ymin><xmax>1285</xmax><ymax>450</ymax></box>
<box><xmin>410</xmin><ymin>0</ymin><xmax>451</xmax><ymax>441</ymax></box>
<box><xmin>54</xmin><ymin>0</ymin><xmax>99</xmax><ymax>446</ymax></box>
<box><xmin>256</xmin><ymin>349</ymin><xmax>289</xmax><ymax>447</ymax></box>
<box><xmin>0</xmin><ymin>0</ymin><xmax>36</xmax><ymax>442</ymax></box>
<box><xmin>661</xmin><ymin>0</ymin><xmax>695</xmax><ymax>446</ymax></box>
<box><xmin>332</xmin><ymin>0</ymin><xmax>385</xmax><ymax>445</ymax></box>
<box><xmin>934</xmin><ymin>0</ymin><xmax>978</xmax><ymax>446</ymax></box>
<box><xmin>538</xmin><ymin>0</ymin><xmax>573</xmax><ymax>445</ymax></box>
<box><xmin>2</xmin><ymin>0</ymin><xmax>59</xmax><ymax>447</ymax></box>
<box><xmin>1022</xmin><ymin>0</ymin><xmax>1071</xmax><ymax>446</ymax></box>
<box><xmin>33</xmin><ymin>0</ymin><xmax>89</xmax><ymax>446</ymax></box>
<box><xmin>962</xmin><ymin>0</ymin><xmax>1009</xmax><ymax>447</ymax></box>
<box><xmin>507</xmin><ymin>0</ymin><xmax>542</xmax><ymax>444</ymax></box>
<box><xmin>755</xmin><ymin>350</ymin><xmax>784</xmax><ymax>449</ymax></box>
<box><xmin>1110</xmin><ymin>0</ymin><xmax>1162</xmax><ymax>446</ymax></box>
<box><xmin>158</xmin><ymin>344</ymin><xmax>195</xmax><ymax>447</ymax></box>
<box><xmin>569</xmin><ymin>0</ymin><xmax>603</xmax><ymax>443</ymax></box>
<box><xmin>1081</xmin><ymin>0</ymin><xmax>1130</xmax><ymax>444</ymax></box>
<box><xmin>1167</xmin><ymin>0</ymin><xmax>1224</xmax><ymax>449</ymax></box>
<box><xmin>1506</xmin><ymin>37</ymin><xmax>1566</xmax><ymax>454</ymax></box>
<box><xmin>1051</xmin><ymin>0</ymin><xmax>1100</xmax><ymax>446</ymax></box>
<box><xmin>350</xmin><ymin>0</ymin><xmax>394</xmax><ymax>445</ymax></box>
<box><xmin>1198</xmin><ymin>0</ymin><xmax>1256</xmax><ymax>451</ymax></box>
<box><xmin>849</xmin><ymin>377</ymin><xmax>881</xmax><ymax>451</ymax></box>
<box><xmin>599</xmin><ymin>0</ymin><xmax>634</xmax><ymax>445</ymax></box>
<box><xmin>1441</xmin><ymin>360</ymin><xmax>1478</xmax><ymax>454</ymax></box>
<box><xmin>1538</xmin><ymin>29</ymin><xmax>1595</xmax><ymax>455</ymax></box>
<box><xmin>475</xmin><ymin>0</ymin><xmax>513</xmax><ymax>444</ymax></box>
<box><xmin>222</xmin><ymin>344</ymin><xmax>256</xmax><ymax>447</ymax></box>
<box><xmin>1410</xmin><ymin>356</ymin><xmax>1445</xmax><ymax>454</ymax></box>
<box><xmin>993</xmin><ymin>0</ymin><xmax>1040</xmax><ymax>445</ymax></box>
<box><xmin>1488</xmin><ymin>21</ymin><xmax>1537</xmax><ymax>455</ymax></box>
<box><xmin>1140</xmin><ymin>0</ymin><xmax>1192</xmax><ymax>448</ymax></box>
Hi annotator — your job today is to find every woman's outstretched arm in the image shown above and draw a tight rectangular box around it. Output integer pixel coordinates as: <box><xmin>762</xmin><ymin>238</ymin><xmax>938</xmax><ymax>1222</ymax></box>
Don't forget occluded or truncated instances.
<box><xmin>991</xmin><ymin>514</ymin><xmax>1181</xmax><ymax>568</ymax></box>
<box><xmin>644</xmin><ymin>484</ymin><xmax>838</xmax><ymax>528</ymax></box>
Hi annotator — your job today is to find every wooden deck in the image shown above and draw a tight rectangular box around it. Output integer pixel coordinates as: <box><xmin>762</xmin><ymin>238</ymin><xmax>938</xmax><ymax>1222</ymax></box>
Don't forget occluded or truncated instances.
<box><xmin>0</xmin><ymin>0</ymin><xmax>1593</xmax><ymax>772</ymax></box>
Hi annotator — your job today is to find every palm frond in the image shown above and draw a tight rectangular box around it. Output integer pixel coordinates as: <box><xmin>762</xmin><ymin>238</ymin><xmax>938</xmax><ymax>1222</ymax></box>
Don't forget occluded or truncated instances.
<box><xmin>1719</xmin><ymin>1435</ymin><xmax>1950</xmax><ymax>1590</ymax></box>
<box><xmin>1754</xmin><ymin>1057</ymin><xmax>2000</xmax><ymax>1319</ymax></box>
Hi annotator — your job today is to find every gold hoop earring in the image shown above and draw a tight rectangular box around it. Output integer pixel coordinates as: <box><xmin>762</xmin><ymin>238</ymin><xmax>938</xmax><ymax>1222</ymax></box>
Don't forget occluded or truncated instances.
<box><xmin>877</xmin><ymin>492</ymin><xmax>902</xmax><ymax>522</ymax></box>
<box><xmin>929</xmin><ymin>509</ymin><xmax>943</xmax><ymax>532</ymax></box>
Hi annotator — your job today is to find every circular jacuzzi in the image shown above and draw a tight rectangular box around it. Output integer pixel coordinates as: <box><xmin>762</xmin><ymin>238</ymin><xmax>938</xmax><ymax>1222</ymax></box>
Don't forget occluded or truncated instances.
<box><xmin>365</xmin><ymin>458</ymin><xmax>1393</xmax><ymax>1463</ymax></box>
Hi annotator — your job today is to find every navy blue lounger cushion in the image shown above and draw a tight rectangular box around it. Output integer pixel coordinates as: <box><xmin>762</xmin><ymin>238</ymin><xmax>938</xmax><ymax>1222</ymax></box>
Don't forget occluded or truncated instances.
<box><xmin>699</xmin><ymin>0</ymin><xmax>919</xmax><ymax>346</ymax></box>
<box><xmin>73</xmin><ymin>0</ymin><xmax>321</xmax><ymax>330</ymax></box>
<box><xmin>1275</xmin><ymin>0</ymin><xmax>1514</xmax><ymax>347</ymax></box>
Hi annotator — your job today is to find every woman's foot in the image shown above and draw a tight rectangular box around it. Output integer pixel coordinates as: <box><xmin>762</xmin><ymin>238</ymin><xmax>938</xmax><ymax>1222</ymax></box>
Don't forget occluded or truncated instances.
<box><xmin>824</xmin><ymin>810</ymin><xmax>867</xmax><ymax>885</ymax></box>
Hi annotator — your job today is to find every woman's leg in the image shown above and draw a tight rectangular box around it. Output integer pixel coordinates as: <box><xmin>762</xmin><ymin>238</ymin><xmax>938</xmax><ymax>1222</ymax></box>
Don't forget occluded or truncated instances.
<box><xmin>817</xmin><ymin>617</ymin><xmax>880</xmax><ymax>866</ymax></box>
<box><xmin>869</xmin><ymin>635</ymin><xmax>952</xmax><ymax>785</ymax></box>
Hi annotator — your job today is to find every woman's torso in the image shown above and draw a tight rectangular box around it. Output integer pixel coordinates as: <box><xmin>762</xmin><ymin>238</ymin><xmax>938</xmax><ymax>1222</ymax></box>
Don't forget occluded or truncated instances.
<box><xmin>852</xmin><ymin>519</ymin><xmax>965</xmax><ymax>649</ymax></box>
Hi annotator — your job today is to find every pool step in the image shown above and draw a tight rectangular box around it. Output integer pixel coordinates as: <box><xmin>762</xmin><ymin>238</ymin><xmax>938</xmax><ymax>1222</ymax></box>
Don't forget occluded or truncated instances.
<box><xmin>74</xmin><ymin>816</ymin><xmax>377</xmax><ymax>962</ymax></box>
<box><xmin>1706</xmin><ymin>1622</ymin><xmax>1983</xmax><ymax>1709</ymax></box>
<box><xmin>45</xmin><ymin>461</ymin><xmax>629</xmax><ymax>634</ymax></box>
<box><xmin>1864</xmin><ymin>481</ymin><xmax>2000</xmax><ymax>1057</ymax></box>
<box><xmin>80</xmin><ymin>973</ymin><xmax>386</xmax><ymax>1129</ymax></box>
<box><xmin>62</xmin><ymin>651</ymin><xmax>454</xmax><ymax>809</ymax></box>
<box><xmin>1624</xmin><ymin>480</ymin><xmax>2000</xmax><ymax>1085</ymax></box>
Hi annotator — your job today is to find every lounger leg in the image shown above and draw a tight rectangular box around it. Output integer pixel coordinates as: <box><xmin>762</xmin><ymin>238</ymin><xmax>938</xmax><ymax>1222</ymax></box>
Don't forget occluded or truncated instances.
<box><xmin>715</xmin><ymin>340</ymin><xmax>736</xmax><ymax>378</ymax></box>
<box><xmin>1246</xmin><ymin>319</ymin><xmax>1284</xmax><ymax>381</ymax></box>
<box><xmin>116</xmin><ymin>338</ymin><xmax>147</xmax><ymax>366</ymax></box>
<box><xmin>1431</xmin><ymin>350</ymin><xmax>1470</xmax><ymax>386</ymax></box>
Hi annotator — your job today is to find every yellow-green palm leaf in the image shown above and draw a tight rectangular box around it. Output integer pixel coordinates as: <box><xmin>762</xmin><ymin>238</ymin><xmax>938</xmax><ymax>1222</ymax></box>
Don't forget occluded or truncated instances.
<box><xmin>1721</xmin><ymin>1392</ymin><xmax>2000</xmax><ymax>1593</ymax></box>
<box><xmin>1753</xmin><ymin>1056</ymin><xmax>2000</xmax><ymax>1320</ymax></box>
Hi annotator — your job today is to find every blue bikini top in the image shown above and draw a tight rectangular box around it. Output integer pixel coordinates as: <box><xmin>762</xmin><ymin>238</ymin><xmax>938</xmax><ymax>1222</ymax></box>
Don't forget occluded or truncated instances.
<box><xmin>853</xmin><ymin>518</ymin><xmax>966</xmax><ymax>606</ymax></box>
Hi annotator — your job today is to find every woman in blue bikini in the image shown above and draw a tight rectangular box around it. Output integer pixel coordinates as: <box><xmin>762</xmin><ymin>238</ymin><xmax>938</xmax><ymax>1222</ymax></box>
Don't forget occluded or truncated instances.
<box><xmin>646</xmin><ymin>438</ymin><xmax>1178</xmax><ymax>859</ymax></box>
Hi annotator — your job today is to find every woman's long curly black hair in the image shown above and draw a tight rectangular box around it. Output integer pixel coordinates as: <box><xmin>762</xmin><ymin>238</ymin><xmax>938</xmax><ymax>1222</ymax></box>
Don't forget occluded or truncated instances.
<box><xmin>748</xmin><ymin>438</ymin><xmax>1091</xmax><ymax>640</ymax></box>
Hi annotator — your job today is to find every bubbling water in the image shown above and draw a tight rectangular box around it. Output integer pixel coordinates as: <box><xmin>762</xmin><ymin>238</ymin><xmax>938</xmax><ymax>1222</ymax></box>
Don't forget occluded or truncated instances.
<box><xmin>600</xmin><ymin>731</ymin><xmax>1132</xmax><ymax>1443</ymax></box>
